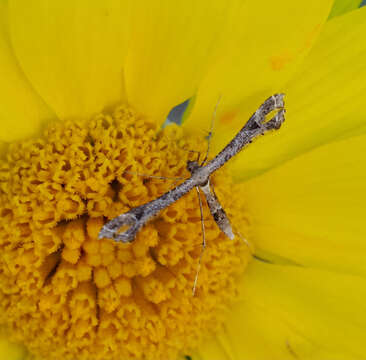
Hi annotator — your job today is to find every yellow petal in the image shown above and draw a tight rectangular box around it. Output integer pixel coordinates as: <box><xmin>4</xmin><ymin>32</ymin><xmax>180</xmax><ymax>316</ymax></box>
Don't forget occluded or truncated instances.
<box><xmin>229</xmin><ymin>6</ymin><xmax>366</xmax><ymax>180</ymax></box>
<box><xmin>0</xmin><ymin>1</ymin><xmax>54</xmax><ymax>142</ymax></box>
<box><xmin>219</xmin><ymin>293</ymin><xmax>314</xmax><ymax>360</ymax></box>
<box><xmin>329</xmin><ymin>0</ymin><xmax>362</xmax><ymax>18</ymax></box>
<box><xmin>224</xmin><ymin>259</ymin><xmax>366</xmax><ymax>360</ymax></box>
<box><xmin>9</xmin><ymin>0</ymin><xmax>129</xmax><ymax>122</ymax></box>
<box><xmin>242</xmin><ymin>133</ymin><xmax>366</xmax><ymax>277</ymax></box>
<box><xmin>124</xmin><ymin>0</ymin><xmax>241</xmax><ymax>122</ymax></box>
<box><xmin>183</xmin><ymin>0</ymin><xmax>333</xmax><ymax>141</ymax></box>
<box><xmin>0</xmin><ymin>329</ymin><xmax>27</xmax><ymax>360</ymax></box>
<box><xmin>194</xmin><ymin>335</ymin><xmax>233</xmax><ymax>360</ymax></box>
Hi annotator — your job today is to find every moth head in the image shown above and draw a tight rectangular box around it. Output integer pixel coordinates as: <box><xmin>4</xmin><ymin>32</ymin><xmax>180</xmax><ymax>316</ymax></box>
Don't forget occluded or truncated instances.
<box><xmin>186</xmin><ymin>160</ymin><xmax>200</xmax><ymax>174</ymax></box>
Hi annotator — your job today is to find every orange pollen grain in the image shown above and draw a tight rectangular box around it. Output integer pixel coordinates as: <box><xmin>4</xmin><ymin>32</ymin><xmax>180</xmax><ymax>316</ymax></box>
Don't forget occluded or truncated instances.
<box><xmin>0</xmin><ymin>105</ymin><xmax>251</xmax><ymax>360</ymax></box>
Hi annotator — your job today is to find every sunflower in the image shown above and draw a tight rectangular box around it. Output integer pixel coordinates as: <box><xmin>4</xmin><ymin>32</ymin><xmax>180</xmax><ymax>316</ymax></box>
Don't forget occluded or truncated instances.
<box><xmin>1</xmin><ymin>1</ymin><xmax>366</xmax><ymax>359</ymax></box>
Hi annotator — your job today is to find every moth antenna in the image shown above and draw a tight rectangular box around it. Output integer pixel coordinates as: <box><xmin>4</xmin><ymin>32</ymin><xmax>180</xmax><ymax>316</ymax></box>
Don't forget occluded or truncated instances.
<box><xmin>192</xmin><ymin>186</ymin><xmax>206</xmax><ymax>296</ymax></box>
<box><xmin>201</xmin><ymin>94</ymin><xmax>222</xmax><ymax>166</ymax></box>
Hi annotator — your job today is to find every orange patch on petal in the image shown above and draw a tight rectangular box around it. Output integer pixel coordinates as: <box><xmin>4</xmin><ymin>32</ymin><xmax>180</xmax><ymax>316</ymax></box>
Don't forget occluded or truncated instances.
<box><xmin>270</xmin><ymin>23</ymin><xmax>322</xmax><ymax>71</ymax></box>
<box><xmin>304</xmin><ymin>23</ymin><xmax>322</xmax><ymax>50</ymax></box>
<box><xmin>220</xmin><ymin>109</ymin><xmax>238</xmax><ymax>125</ymax></box>
<box><xmin>270</xmin><ymin>50</ymin><xmax>293</xmax><ymax>71</ymax></box>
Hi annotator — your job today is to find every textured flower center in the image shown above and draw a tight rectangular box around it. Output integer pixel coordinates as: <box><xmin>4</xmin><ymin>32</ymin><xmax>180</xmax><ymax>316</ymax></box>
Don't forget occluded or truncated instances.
<box><xmin>0</xmin><ymin>105</ymin><xmax>251</xmax><ymax>360</ymax></box>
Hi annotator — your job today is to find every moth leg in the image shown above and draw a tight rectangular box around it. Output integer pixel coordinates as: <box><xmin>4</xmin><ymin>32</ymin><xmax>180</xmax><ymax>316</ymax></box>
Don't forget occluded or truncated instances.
<box><xmin>192</xmin><ymin>186</ymin><xmax>206</xmax><ymax>296</ymax></box>
<box><xmin>233</xmin><ymin>228</ymin><xmax>254</xmax><ymax>254</ymax></box>
<box><xmin>186</xmin><ymin>149</ymin><xmax>201</xmax><ymax>163</ymax></box>
<box><xmin>122</xmin><ymin>170</ymin><xmax>184</xmax><ymax>181</ymax></box>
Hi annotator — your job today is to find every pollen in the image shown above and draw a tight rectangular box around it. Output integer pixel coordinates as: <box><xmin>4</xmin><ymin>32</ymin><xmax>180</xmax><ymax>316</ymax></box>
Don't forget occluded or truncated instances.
<box><xmin>0</xmin><ymin>105</ymin><xmax>251</xmax><ymax>360</ymax></box>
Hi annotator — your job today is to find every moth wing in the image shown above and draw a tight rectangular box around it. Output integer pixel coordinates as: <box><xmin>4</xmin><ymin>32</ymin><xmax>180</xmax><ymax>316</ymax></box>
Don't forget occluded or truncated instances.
<box><xmin>200</xmin><ymin>180</ymin><xmax>234</xmax><ymax>240</ymax></box>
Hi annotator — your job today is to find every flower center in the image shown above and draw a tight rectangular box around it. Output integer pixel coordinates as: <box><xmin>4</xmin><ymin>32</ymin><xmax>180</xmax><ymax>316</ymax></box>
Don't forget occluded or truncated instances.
<box><xmin>0</xmin><ymin>105</ymin><xmax>251</xmax><ymax>360</ymax></box>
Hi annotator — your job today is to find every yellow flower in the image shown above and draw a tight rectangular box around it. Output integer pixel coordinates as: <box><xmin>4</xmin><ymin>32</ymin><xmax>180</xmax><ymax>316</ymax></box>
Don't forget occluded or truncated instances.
<box><xmin>0</xmin><ymin>1</ymin><xmax>366</xmax><ymax>360</ymax></box>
